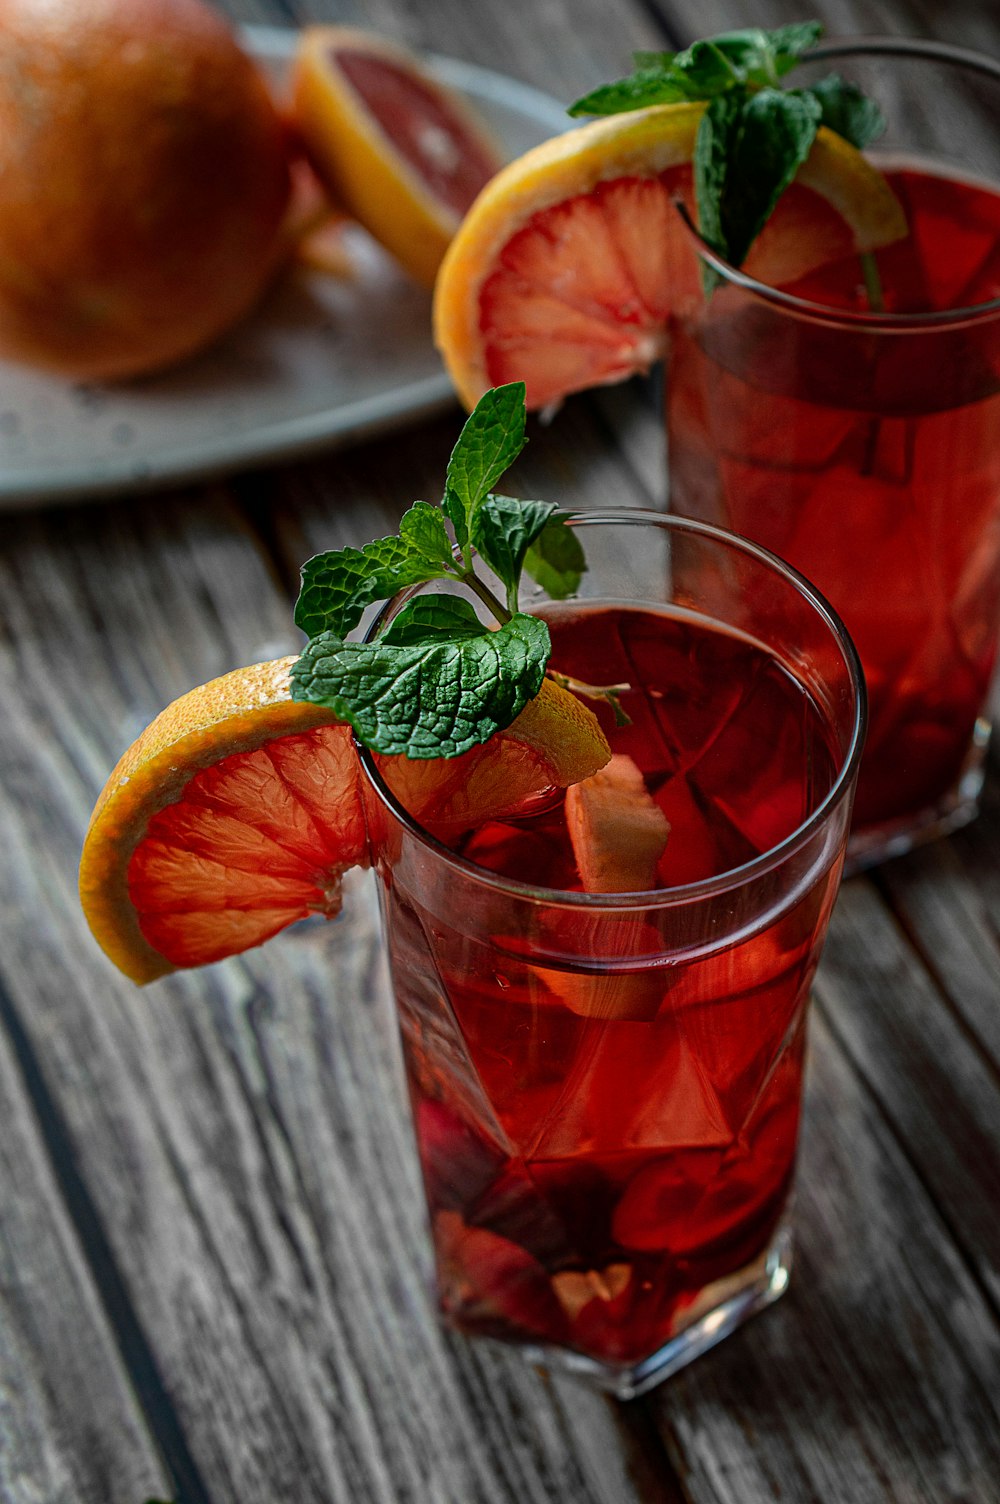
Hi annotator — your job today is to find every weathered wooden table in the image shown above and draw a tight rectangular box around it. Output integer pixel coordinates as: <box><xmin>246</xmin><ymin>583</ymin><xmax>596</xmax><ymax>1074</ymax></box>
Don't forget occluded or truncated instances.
<box><xmin>1</xmin><ymin>1</ymin><xmax>998</xmax><ymax>1500</ymax></box>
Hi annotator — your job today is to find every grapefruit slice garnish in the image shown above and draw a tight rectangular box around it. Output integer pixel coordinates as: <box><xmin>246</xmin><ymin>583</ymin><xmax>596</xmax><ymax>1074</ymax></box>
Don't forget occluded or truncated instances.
<box><xmin>79</xmin><ymin>661</ymin><xmax>610</xmax><ymax>985</ymax></box>
<box><xmin>565</xmin><ymin>753</ymin><xmax>670</xmax><ymax>893</ymax></box>
<box><xmin>433</xmin><ymin>104</ymin><xmax>908</xmax><ymax>410</ymax></box>
<box><xmin>380</xmin><ymin>675</ymin><xmax>611</xmax><ymax>837</ymax></box>
<box><xmin>291</xmin><ymin>26</ymin><xmax>505</xmax><ymax>288</ymax></box>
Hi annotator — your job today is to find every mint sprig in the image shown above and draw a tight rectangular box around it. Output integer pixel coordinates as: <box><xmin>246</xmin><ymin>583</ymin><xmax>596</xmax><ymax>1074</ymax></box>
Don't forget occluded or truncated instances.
<box><xmin>568</xmin><ymin>21</ymin><xmax>887</xmax><ymax>275</ymax></box>
<box><xmin>289</xmin><ymin>383</ymin><xmax>596</xmax><ymax>759</ymax></box>
<box><xmin>443</xmin><ymin>381</ymin><xmax>527</xmax><ymax>556</ymax></box>
<box><xmin>295</xmin><ymin>612</ymin><xmax>549</xmax><ymax>759</ymax></box>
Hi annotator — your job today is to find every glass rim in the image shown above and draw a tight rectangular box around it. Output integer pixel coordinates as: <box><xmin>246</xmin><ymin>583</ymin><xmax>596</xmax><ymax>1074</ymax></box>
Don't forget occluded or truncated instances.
<box><xmin>678</xmin><ymin>33</ymin><xmax>1000</xmax><ymax>329</ymax></box>
<box><xmin>357</xmin><ymin>509</ymin><xmax>867</xmax><ymax>910</ymax></box>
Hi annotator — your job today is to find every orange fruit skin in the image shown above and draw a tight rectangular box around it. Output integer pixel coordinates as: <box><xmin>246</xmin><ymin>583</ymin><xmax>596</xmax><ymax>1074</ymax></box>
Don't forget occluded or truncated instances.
<box><xmin>80</xmin><ymin>660</ymin><xmax>610</xmax><ymax>985</ymax></box>
<box><xmin>80</xmin><ymin>658</ymin><xmax>349</xmax><ymax>985</ymax></box>
<box><xmin>292</xmin><ymin>25</ymin><xmax>503</xmax><ymax>289</ymax></box>
<box><xmin>0</xmin><ymin>0</ymin><xmax>292</xmax><ymax>380</ymax></box>
<box><xmin>380</xmin><ymin>675</ymin><xmax>611</xmax><ymax>837</ymax></box>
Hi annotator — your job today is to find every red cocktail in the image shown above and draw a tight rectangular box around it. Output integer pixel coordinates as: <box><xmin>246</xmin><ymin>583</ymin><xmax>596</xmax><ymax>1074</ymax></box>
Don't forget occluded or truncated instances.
<box><xmin>666</xmin><ymin>40</ymin><xmax>1000</xmax><ymax>866</ymax></box>
<box><xmin>361</xmin><ymin>513</ymin><xmax>864</xmax><ymax>1396</ymax></box>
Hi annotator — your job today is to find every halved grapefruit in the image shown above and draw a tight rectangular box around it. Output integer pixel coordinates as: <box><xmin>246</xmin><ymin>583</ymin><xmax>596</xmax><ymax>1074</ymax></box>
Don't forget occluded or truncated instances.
<box><xmin>79</xmin><ymin>660</ymin><xmax>610</xmax><ymax>985</ymax></box>
<box><xmin>291</xmin><ymin>26</ymin><xmax>505</xmax><ymax>288</ymax></box>
<box><xmin>433</xmin><ymin>105</ymin><xmax>908</xmax><ymax>410</ymax></box>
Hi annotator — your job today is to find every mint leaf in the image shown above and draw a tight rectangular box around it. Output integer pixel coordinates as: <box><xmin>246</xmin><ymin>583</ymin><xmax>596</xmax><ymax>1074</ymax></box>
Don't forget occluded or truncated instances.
<box><xmin>768</xmin><ymin>21</ymin><xmax>824</xmax><ymax>72</ymax></box>
<box><xmin>569</xmin><ymin>69</ymin><xmax>696</xmax><ymax>116</ymax></box>
<box><xmin>399</xmin><ymin>499</ymin><xmax>456</xmax><ymax>567</ymax></box>
<box><xmin>294</xmin><ymin>502</ymin><xmax>454</xmax><ymax>638</ymax></box>
<box><xmin>719</xmin><ymin>88</ymin><xmax>822</xmax><ymax>266</ymax></box>
<box><xmin>694</xmin><ymin>91</ymin><xmax>744</xmax><ymax>259</ymax></box>
<box><xmin>670</xmin><ymin>40</ymin><xmax>742</xmax><ymax>96</ymax></box>
<box><xmin>570</xmin><ymin>41</ymin><xmax>739</xmax><ymax>116</ymax></box>
<box><xmin>523</xmin><ymin>517</ymin><xmax>586</xmax><ymax>600</ymax></box>
<box><xmin>711</xmin><ymin>22</ymin><xmax>821</xmax><ymax>84</ymax></box>
<box><xmin>808</xmin><ymin>73</ymin><xmax>886</xmax><ymax>149</ymax></box>
<box><xmin>443</xmin><ymin>382</ymin><xmax>527</xmax><ymax>553</ymax></box>
<box><xmin>291</xmin><ymin>613</ymin><xmax>550</xmax><ymax>758</ymax></box>
<box><xmin>709</xmin><ymin>29</ymin><xmax>778</xmax><ymax>81</ymax></box>
<box><xmin>380</xmin><ymin>595</ymin><xmax>484</xmax><ymax>647</ymax></box>
<box><xmin>471</xmin><ymin>495</ymin><xmax>557</xmax><ymax>605</ymax></box>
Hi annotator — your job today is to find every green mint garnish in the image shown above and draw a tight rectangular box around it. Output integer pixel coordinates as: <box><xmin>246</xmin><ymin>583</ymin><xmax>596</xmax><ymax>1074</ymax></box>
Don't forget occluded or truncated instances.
<box><xmin>471</xmin><ymin>494</ymin><xmax>558</xmax><ymax>613</ymax></box>
<box><xmin>806</xmin><ymin>73</ymin><xmax>886</xmax><ymax>149</ymax></box>
<box><xmin>707</xmin><ymin>87</ymin><xmax>823</xmax><ymax>267</ymax></box>
<box><xmin>289</xmin><ymin>383</ymin><xmax>599</xmax><ymax>759</ymax></box>
<box><xmin>568</xmin><ymin>20</ymin><xmax>886</xmax><ymax>275</ymax></box>
<box><xmin>294</xmin><ymin>501</ymin><xmax>454</xmax><ymax>639</ymax></box>
<box><xmin>294</xmin><ymin>612</ymin><xmax>549</xmax><ymax>760</ymax></box>
<box><xmin>523</xmin><ymin>517</ymin><xmax>587</xmax><ymax>600</ymax></box>
<box><xmin>443</xmin><ymin>381</ymin><xmax>527</xmax><ymax>556</ymax></box>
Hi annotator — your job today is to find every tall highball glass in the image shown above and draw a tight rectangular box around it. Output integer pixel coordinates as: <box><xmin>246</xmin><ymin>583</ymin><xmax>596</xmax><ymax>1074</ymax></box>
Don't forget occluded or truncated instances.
<box><xmin>666</xmin><ymin>39</ymin><xmax>1000</xmax><ymax>867</ymax></box>
<box><xmin>360</xmin><ymin>512</ymin><xmax>865</xmax><ymax>1398</ymax></box>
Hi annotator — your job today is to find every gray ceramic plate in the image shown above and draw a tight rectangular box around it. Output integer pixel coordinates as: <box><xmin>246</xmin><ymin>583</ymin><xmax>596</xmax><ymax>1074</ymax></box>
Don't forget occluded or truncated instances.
<box><xmin>0</xmin><ymin>26</ymin><xmax>568</xmax><ymax>508</ymax></box>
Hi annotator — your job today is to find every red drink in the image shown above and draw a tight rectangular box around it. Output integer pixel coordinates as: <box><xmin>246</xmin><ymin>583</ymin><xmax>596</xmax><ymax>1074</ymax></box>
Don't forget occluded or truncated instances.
<box><xmin>388</xmin><ymin>604</ymin><xmax>839</xmax><ymax>1369</ymax></box>
<box><xmin>362</xmin><ymin>516</ymin><xmax>863</xmax><ymax>1396</ymax></box>
<box><xmin>668</xmin><ymin>163</ymin><xmax>1000</xmax><ymax>859</ymax></box>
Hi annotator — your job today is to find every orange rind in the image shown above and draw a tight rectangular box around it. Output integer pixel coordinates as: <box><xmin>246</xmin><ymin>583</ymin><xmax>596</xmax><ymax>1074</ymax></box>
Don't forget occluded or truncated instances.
<box><xmin>80</xmin><ymin>661</ymin><xmax>610</xmax><ymax>984</ymax></box>
<box><xmin>433</xmin><ymin>104</ymin><xmax>907</xmax><ymax>409</ymax></box>
<box><xmin>292</xmin><ymin>25</ymin><xmax>504</xmax><ymax>288</ymax></box>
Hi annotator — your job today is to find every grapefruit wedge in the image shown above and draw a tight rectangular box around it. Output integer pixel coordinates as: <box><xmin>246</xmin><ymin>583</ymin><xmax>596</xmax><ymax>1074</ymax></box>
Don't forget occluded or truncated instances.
<box><xmin>433</xmin><ymin>105</ymin><xmax>908</xmax><ymax>409</ymax></box>
<box><xmin>384</xmin><ymin>676</ymin><xmax>611</xmax><ymax>839</ymax></box>
<box><xmin>79</xmin><ymin>660</ymin><xmax>610</xmax><ymax>985</ymax></box>
<box><xmin>565</xmin><ymin>753</ymin><xmax>670</xmax><ymax>893</ymax></box>
<box><xmin>291</xmin><ymin>26</ymin><xmax>504</xmax><ymax>288</ymax></box>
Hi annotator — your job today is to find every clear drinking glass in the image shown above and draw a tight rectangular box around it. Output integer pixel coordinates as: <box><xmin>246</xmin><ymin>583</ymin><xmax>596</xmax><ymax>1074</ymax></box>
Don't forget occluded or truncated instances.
<box><xmin>666</xmin><ymin>39</ymin><xmax>1000</xmax><ymax>869</ymax></box>
<box><xmin>359</xmin><ymin>512</ymin><xmax>865</xmax><ymax>1398</ymax></box>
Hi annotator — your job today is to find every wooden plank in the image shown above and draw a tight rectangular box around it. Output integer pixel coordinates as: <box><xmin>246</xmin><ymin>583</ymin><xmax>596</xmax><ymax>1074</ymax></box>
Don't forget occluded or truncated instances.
<box><xmin>647</xmin><ymin>1008</ymin><xmax>1000</xmax><ymax>1504</ymax></box>
<box><xmin>811</xmin><ymin>876</ymin><xmax>1000</xmax><ymax>1306</ymax></box>
<box><xmin>0</xmin><ymin>984</ymin><xmax>170</xmax><ymax>1504</ymax></box>
<box><xmin>0</xmin><ymin>487</ymin><xmax>670</xmax><ymax>1504</ymax></box>
<box><xmin>875</xmin><ymin>769</ymin><xmax>1000</xmax><ymax>1072</ymax></box>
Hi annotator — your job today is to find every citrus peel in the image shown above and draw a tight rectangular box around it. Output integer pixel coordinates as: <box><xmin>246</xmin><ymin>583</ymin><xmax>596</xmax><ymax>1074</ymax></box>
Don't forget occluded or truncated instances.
<box><xmin>291</xmin><ymin>25</ymin><xmax>504</xmax><ymax>288</ymax></box>
<box><xmin>80</xmin><ymin>660</ymin><xmax>611</xmax><ymax>984</ymax></box>
<box><xmin>433</xmin><ymin>103</ymin><xmax>907</xmax><ymax>409</ymax></box>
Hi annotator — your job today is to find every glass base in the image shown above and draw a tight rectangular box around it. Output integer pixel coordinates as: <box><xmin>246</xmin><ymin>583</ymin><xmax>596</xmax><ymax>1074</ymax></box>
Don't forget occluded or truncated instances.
<box><xmin>479</xmin><ymin>1221</ymin><xmax>794</xmax><ymax>1402</ymax></box>
<box><xmin>845</xmin><ymin>715</ymin><xmax>990</xmax><ymax>875</ymax></box>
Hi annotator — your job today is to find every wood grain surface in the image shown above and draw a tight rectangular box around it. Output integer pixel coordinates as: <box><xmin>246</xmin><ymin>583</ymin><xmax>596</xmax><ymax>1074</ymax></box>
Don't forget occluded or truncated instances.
<box><xmin>0</xmin><ymin>2</ymin><xmax>997</xmax><ymax>1502</ymax></box>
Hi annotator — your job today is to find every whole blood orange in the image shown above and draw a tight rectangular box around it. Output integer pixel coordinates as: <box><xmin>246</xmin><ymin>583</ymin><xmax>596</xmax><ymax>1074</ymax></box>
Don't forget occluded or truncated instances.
<box><xmin>0</xmin><ymin>0</ymin><xmax>292</xmax><ymax>381</ymax></box>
